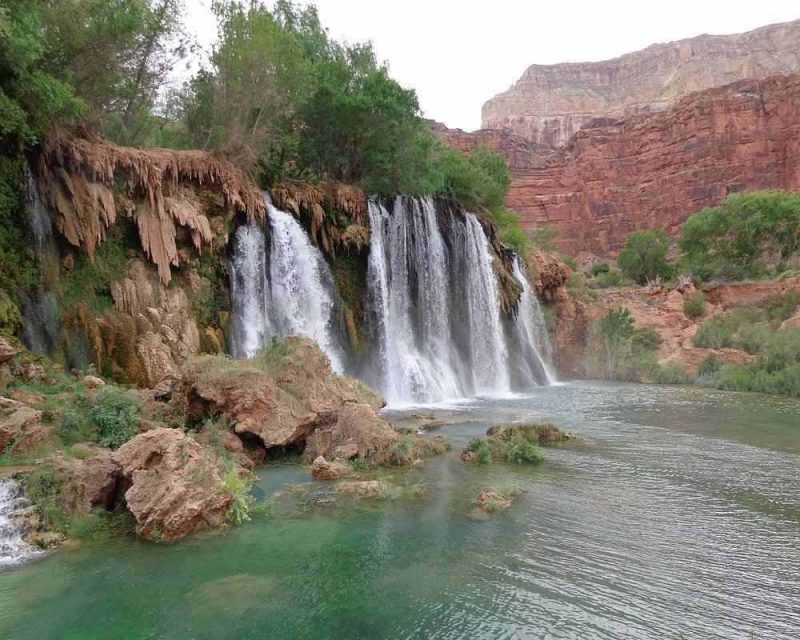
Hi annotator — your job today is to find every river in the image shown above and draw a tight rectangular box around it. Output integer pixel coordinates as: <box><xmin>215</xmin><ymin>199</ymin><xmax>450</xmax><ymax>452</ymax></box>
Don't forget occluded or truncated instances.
<box><xmin>1</xmin><ymin>382</ymin><xmax>798</xmax><ymax>639</ymax></box>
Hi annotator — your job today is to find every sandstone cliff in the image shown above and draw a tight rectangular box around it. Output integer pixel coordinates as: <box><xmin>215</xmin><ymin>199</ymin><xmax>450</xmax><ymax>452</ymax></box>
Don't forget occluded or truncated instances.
<box><xmin>483</xmin><ymin>20</ymin><xmax>800</xmax><ymax>146</ymax></box>
<box><xmin>439</xmin><ymin>74</ymin><xmax>800</xmax><ymax>255</ymax></box>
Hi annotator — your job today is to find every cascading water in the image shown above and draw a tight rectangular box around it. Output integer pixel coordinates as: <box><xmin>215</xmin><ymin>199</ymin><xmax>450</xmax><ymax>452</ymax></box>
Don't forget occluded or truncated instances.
<box><xmin>229</xmin><ymin>197</ymin><xmax>345</xmax><ymax>372</ymax></box>
<box><xmin>0</xmin><ymin>479</ymin><xmax>40</xmax><ymax>568</ymax></box>
<box><xmin>508</xmin><ymin>256</ymin><xmax>557</xmax><ymax>386</ymax></box>
<box><xmin>365</xmin><ymin>196</ymin><xmax>553</xmax><ymax>404</ymax></box>
<box><xmin>19</xmin><ymin>171</ymin><xmax>60</xmax><ymax>357</ymax></box>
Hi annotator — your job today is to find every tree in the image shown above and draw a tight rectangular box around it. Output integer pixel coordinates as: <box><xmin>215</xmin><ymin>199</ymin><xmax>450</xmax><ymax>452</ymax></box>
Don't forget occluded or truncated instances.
<box><xmin>678</xmin><ymin>191</ymin><xmax>800</xmax><ymax>281</ymax></box>
<box><xmin>617</xmin><ymin>229</ymin><xmax>673</xmax><ymax>285</ymax></box>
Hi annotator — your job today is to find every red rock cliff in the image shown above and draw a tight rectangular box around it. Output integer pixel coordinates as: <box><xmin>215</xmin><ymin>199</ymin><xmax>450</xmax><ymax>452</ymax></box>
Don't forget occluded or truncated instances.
<box><xmin>438</xmin><ymin>74</ymin><xmax>800</xmax><ymax>255</ymax></box>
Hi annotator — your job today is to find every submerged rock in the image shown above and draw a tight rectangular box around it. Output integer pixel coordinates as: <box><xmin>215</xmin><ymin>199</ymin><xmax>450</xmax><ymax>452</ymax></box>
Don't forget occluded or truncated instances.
<box><xmin>477</xmin><ymin>491</ymin><xmax>513</xmax><ymax>513</ymax></box>
<box><xmin>310</xmin><ymin>456</ymin><xmax>352</xmax><ymax>481</ymax></box>
<box><xmin>114</xmin><ymin>428</ymin><xmax>232</xmax><ymax>541</ymax></box>
<box><xmin>334</xmin><ymin>480</ymin><xmax>386</xmax><ymax>498</ymax></box>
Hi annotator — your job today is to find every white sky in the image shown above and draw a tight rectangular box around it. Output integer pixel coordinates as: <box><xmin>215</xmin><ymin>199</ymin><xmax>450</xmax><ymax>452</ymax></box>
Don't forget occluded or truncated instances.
<box><xmin>183</xmin><ymin>0</ymin><xmax>800</xmax><ymax>131</ymax></box>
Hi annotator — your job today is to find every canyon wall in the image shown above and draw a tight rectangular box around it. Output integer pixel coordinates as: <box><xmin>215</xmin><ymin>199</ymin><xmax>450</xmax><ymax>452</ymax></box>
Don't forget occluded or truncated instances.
<box><xmin>482</xmin><ymin>20</ymin><xmax>800</xmax><ymax>147</ymax></box>
<box><xmin>440</xmin><ymin>74</ymin><xmax>800</xmax><ymax>255</ymax></box>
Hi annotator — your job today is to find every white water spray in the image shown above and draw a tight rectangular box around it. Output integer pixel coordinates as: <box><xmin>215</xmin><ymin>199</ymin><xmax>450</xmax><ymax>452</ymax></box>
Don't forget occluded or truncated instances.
<box><xmin>0</xmin><ymin>479</ymin><xmax>40</xmax><ymax>568</ymax></box>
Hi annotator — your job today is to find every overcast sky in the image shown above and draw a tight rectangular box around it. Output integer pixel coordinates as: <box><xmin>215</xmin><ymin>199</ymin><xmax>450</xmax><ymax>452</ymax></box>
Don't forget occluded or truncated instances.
<box><xmin>184</xmin><ymin>0</ymin><xmax>800</xmax><ymax>131</ymax></box>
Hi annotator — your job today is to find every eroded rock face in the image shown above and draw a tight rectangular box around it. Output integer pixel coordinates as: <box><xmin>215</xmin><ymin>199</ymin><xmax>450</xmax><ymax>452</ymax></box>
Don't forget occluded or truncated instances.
<box><xmin>0</xmin><ymin>397</ymin><xmax>52</xmax><ymax>455</ymax></box>
<box><xmin>482</xmin><ymin>20</ymin><xmax>800</xmax><ymax>146</ymax></box>
<box><xmin>443</xmin><ymin>74</ymin><xmax>800</xmax><ymax>255</ymax></box>
<box><xmin>183</xmin><ymin>338</ymin><xmax>385</xmax><ymax>456</ymax></box>
<box><xmin>114</xmin><ymin>428</ymin><xmax>231</xmax><ymax>541</ymax></box>
<box><xmin>310</xmin><ymin>456</ymin><xmax>352</xmax><ymax>481</ymax></box>
<box><xmin>51</xmin><ymin>446</ymin><xmax>121</xmax><ymax>513</ymax></box>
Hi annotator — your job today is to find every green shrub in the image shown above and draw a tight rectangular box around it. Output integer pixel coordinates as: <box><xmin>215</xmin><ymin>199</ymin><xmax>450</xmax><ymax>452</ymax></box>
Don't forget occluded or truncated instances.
<box><xmin>732</xmin><ymin>323</ymin><xmax>771</xmax><ymax>354</ymax></box>
<box><xmin>466</xmin><ymin>438</ymin><xmax>491</xmax><ymax>465</ymax></box>
<box><xmin>57</xmin><ymin>396</ymin><xmax>94</xmax><ymax>444</ymax></box>
<box><xmin>222</xmin><ymin>470</ymin><xmax>258</xmax><ymax>525</ymax></box>
<box><xmin>502</xmin><ymin>435</ymin><xmax>544</xmax><ymax>464</ymax></box>
<box><xmin>654</xmin><ymin>363</ymin><xmax>692</xmax><ymax>385</ymax></box>
<box><xmin>693</xmin><ymin>317</ymin><xmax>734</xmax><ymax>349</ymax></box>
<box><xmin>683</xmin><ymin>292</ymin><xmax>706</xmax><ymax>319</ymax></box>
<box><xmin>764</xmin><ymin>291</ymin><xmax>800</xmax><ymax>325</ymax></box>
<box><xmin>593</xmin><ymin>269</ymin><xmax>623</xmax><ymax>288</ymax></box>
<box><xmin>617</xmin><ymin>229</ymin><xmax>674</xmax><ymax>284</ymax></box>
<box><xmin>697</xmin><ymin>355</ymin><xmax>722</xmax><ymax>380</ymax></box>
<box><xmin>22</xmin><ymin>464</ymin><xmax>67</xmax><ymax>532</ymax></box>
<box><xmin>89</xmin><ymin>388</ymin><xmax>140</xmax><ymax>449</ymax></box>
<box><xmin>390</xmin><ymin>435</ymin><xmax>414</xmax><ymax>466</ymax></box>
<box><xmin>589</xmin><ymin>262</ymin><xmax>610</xmax><ymax>276</ymax></box>
<box><xmin>631</xmin><ymin>326</ymin><xmax>662</xmax><ymax>352</ymax></box>
<box><xmin>678</xmin><ymin>191</ymin><xmax>800</xmax><ymax>282</ymax></box>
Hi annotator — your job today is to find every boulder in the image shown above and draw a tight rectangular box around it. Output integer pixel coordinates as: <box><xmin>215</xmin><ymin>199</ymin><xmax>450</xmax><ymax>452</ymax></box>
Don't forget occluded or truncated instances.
<box><xmin>51</xmin><ymin>446</ymin><xmax>121</xmax><ymax>512</ymax></box>
<box><xmin>114</xmin><ymin>428</ymin><xmax>232</xmax><ymax>541</ymax></box>
<box><xmin>82</xmin><ymin>375</ymin><xmax>106</xmax><ymax>389</ymax></box>
<box><xmin>0</xmin><ymin>336</ymin><xmax>20</xmax><ymax>364</ymax></box>
<box><xmin>0</xmin><ymin>397</ymin><xmax>52</xmax><ymax>454</ymax></box>
<box><xmin>310</xmin><ymin>456</ymin><xmax>351</xmax><ymax>481</ymax></box>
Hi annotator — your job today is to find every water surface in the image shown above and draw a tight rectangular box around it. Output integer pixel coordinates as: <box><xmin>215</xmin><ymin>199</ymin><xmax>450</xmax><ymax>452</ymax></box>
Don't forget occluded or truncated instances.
<box><xmin>1</xmin><ymin>382</ymin><xmax>798</xmax><ymax>639</ymax></box>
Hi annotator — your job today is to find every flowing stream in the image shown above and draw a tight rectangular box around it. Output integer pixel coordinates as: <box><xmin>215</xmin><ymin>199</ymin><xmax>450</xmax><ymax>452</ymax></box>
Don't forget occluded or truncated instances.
<box><xmin>1</xmin><ymin>383</ymin><xmax>798</xmax><ymax>639</ymax></box>
<box><xmin>0</xmin><ymin>480</ymin><xmax>39</xmax><ymax>568</ymax></box>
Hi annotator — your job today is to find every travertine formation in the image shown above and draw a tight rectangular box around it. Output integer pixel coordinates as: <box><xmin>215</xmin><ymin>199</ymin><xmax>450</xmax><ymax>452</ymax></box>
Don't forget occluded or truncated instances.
<box><xmin>483</xmin><ymin>20</ymin><xmax>800</xmax><ymax>146</ymax></box>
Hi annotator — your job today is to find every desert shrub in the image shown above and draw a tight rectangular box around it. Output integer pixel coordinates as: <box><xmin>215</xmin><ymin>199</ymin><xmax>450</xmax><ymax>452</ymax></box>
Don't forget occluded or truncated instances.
<box><xmin>693</xmin><ymin>317</ymin><xmax>734</xmax><ymax>349</ymax></box>
<box><xmin>733</xmin><ymin>323</ymin><xmax>772</xmax><ymax>354</ymax></box>
<box><xmin>654</xmin><ymin>363</ymin><xmax>692</xmax><ymax>385</ymax></box>
<box><xmin>697</xmin><ymin>355</ymin><xmax>722</xmax><ymax>380</ymax></box>
<box><xmin>57</xmin><ymin>395</ymin><xmax>94</xmax><ymax>444</ymax></box>
<box><xmin>683</xmin><ymin>292</ymin><xmax>706</xmax><ymax>319</ymax></box>
<box><xmin>631</xmin><ymin>326</ymin><xmax>662</xmax><ymax>352</ymax></box>
<box><xmin>764</xmin><ymin>291</ymin><xmax>800</xmax><ymax>325</ymax></box>
<box><xmin>589</xmin><ymin>262</ymin><xmax>610</xmax><ymax>276</ymax></box>
<box><xmin>594</xmin><ymin>269</ymin><xmax>623</xmax><ymax>288</ymax></box>
<box><xmin>89</xmin><ymin>388</ymin><xmax>140</xmax><ymax>449</ymax></box>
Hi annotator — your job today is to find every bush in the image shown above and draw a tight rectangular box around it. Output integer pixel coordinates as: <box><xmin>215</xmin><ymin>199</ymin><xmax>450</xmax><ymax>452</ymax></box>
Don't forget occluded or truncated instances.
<box><xmin>222</xmin><ymin>470</ymin><xmax>259</xmax><ymax>525</ymax></box>
<box><xmin>89</xmin><ymin>388</ymin><xmax>140</xmax><ymax>449</ymax></box>
<box><xmin>654</xmin><ymin>363</ymin><xmax>692</xmax><ymax>385</ymax></box>
<box><xmin>22</xmin><ymin>464</ymin><xmax>67</xmax><ymax>532</ymax></box>
<box><xmin>466</xmin><ymin>438</ymin><xmax>491</xmax><ymax>465</ymax></box>
<box><xmin>594</xmin><ymin>269</ymin><xmax>623</xmax><ymax>288</ymax></box>
<box><xmin>502</xmin><ymin>435</ymin><xmax>544</xmax><ymax>464</ymax></box>
<box><xmin>617</xmin><ymin>229</ymin><xmax>674</xmax><ymax>285</ymax></box>
<box><xmin>683</xmin><ymin>292</ymin><xmax>706</xmax><ymax>319</ymax></box>
<box><xmin>631</xmin><ymin>326</ymin><xmax>662</xmax><ymax>352</ymax></box>
<box><xmin>764</xmin><ymin>291</ymin><xmax>800</xmax><ymax>325</ymax></box>
<box><xmin>697</xmin><ymin>355</ymin><xmax>722</xmax><ymax>380</ymax></box>
<box><xmin>678</xmin><ymin>191</ymin><xmax>800</xmax><ymax>281</ymax></box>
<box><xmin>693</xmin><ymin>317</ymin><xmax>734</xmax><ymax>349</ymax></box>
<box><xmin>589</xmin><ymin>262</ymin><xmax>610</xmax><ymax>276</ymax></box>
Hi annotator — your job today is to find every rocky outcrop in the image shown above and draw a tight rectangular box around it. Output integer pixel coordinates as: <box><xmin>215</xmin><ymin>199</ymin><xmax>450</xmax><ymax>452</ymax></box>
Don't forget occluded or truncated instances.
<box><xmin>483</xmin><ymin>20</ymin><xmax>800</xmax><ymax>146</ymax></box>
<box><xmin>51</xmin><ymin>446</ymin><xmax>121</xmax><ymax>513</ymax></box>
<box><xmin>0</xmin><ymin>397</ymin><xmax>52</xmax><ymax>455</ymax></box>
<box><xmin>63</xmin><ymin>259</ymin><xmax>202</xmax><ymax>386</ymax></box>
<box><xmin>35</xmin><ymin>135</ymin><xmax>265</xmax><ymax>284</ymax></box>
<box><xmin>115</xmin><ymin>428</ymin><xmax>232</xmax><ymax>541</ymax></box>
<box><xmin>446</xmin><ymin>75</ymin><xmax>800</xmax><ymax>255</ymax></box>
<box><xmin>183</xmin><ymin>338</ymin><xmax>392</xmax><ymax>459</ymax></box>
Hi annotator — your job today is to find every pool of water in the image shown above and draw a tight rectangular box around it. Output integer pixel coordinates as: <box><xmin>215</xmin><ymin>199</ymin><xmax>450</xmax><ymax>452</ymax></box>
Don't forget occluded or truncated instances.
<box><xmin>1</xmin><ymin>382</ymin><xmax>798</xmax><ymax>639</ymax></box>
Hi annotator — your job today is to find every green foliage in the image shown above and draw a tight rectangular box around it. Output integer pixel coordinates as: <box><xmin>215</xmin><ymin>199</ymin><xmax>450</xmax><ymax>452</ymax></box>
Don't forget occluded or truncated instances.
<box><xmin>764</xmin><ymin>291</ymin><xmax>800</xmax><ymax>325</ymax></box>
<box><xmin>57</xmin><ymin>394</ymin><xmax>94</xmax><ymax>443</ymax></box>
<box><xmin>617</xmin><ymin>229</ymin><xmax>674</xmax><ymax>285</ymax></box>
<box><xmin>502</xmin><ymin>434</ymin><xmax>544</xmax><ymax>465</ymax></box>
<box><xmin>529</xmin><ymin>226</ymin><xmax>558</xmax><ymax>251</ymax></box>
<box><xmin>585</xmin><ymin>308</ymin><xmax>660</xmax><ymax>382</ymax></box>
<box><xmin>0</xmin><ymin>288</ymin><xmax>22</xmax><ymax>336</ymax></box>
<box><xmin>89</xmin><ymin>387</ymin><xmax>140</xmax><ymax>449</ymax></box>
<box><xmin>631</xmin><ymin>326</ymin><xmax>662</xmax><ymax>352</ymax></box>
<box><xmin>466</xmin><ymin>437</ymin><xmax>491</xmax><ymax>465</ymax></box>
<box><xmin>390</xmin><ymin>435</ymin><xmax>414</xmax><ymax>466</ymax></box>
<box><xmin>60</xmin><ymin>231</ymin><xmax>130</xmax><ymax>312</ymax></box>
<box><xmin>0</xmin><ymin>155</ymin><xmax>39</xmax><ymax>290</ymax></box>
<box><xmin>222</xmin><ymin>470</ymin><xmax>260</xmax><ymax>525</ymax></box>
<box><xmin>653</xmin><ymin>363</ymin><xmax>692</xmax><ymax>385</ymax></box>
<box><xmin>678</xmin><ymin>191</ymin><xmax>800</xmax><ymax>281</ymax></box>
<box><xmin>683</xmin><ymin>291</ymin><xmax>706</xmax><ymax>319</ymax></box>
<box><xmin>22</xmin><ymin>463</ymin><xmax>66</xmax><ymax>531</ymax></box>
<box><xmin>589</xmin><ymin>262</ymin><xmax>610</xmax><ymax>277</ymax></box>
<box><xmin>697</xmin><ymin>355</ymin><xmax>722</xmax><ymax>380</ymax></box>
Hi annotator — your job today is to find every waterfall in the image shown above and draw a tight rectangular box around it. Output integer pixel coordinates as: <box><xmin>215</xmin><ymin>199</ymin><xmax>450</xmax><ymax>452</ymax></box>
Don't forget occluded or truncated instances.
<box><xmin>508</xmin><ymin>256</ymin><xmax>557</xmax><ymax>386</ymax></box>
<box><xmin>19</xmin><ymin>171</ymin><xmax>60</xmax><ymax>357</ymax></box>
<box><xmin>365</xmin><ymin>196</ymin><xmax>552</xmax><ymax>404</ymax></box>
<box><xmin>366</xmin><ymin>198</ymin><xmax>464</xmax><ymax>403</ymax></box>
<box><xmin>0</xmin><ymin>479</ymin><xmax>40</xmax><ymax>568</ymax></box>
<box><xmin>229</xmin><ymin>197</ymin><xmax>345</xmax><ymax>371</ymax></box>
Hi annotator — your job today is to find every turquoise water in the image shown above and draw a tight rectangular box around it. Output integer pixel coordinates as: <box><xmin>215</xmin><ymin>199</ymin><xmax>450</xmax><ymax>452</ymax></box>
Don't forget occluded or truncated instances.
<box><xmin>1</xmin><ymin>382</ymin><xmax>799</xmax><ymax>639</ymax></box>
